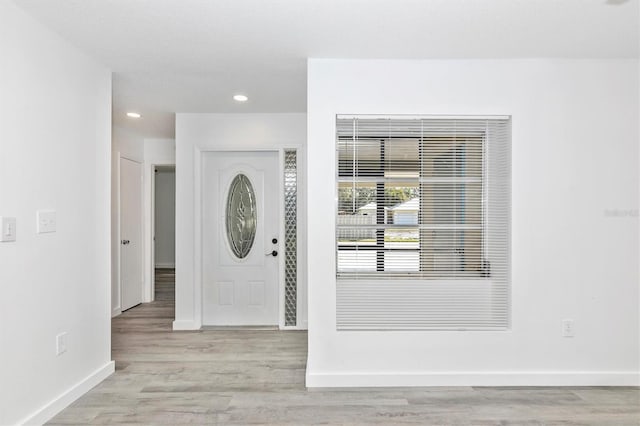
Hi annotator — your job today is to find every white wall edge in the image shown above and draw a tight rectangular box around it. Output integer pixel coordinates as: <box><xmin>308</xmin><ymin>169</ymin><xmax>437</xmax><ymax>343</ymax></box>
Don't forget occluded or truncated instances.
<box><xmin>172</xmin><ymin>320</ymin><xmax>201</xmax><ymax>331</ymax></box>
<box><xmin>19</xmin><ymin>361</ymin><xmax>115</xmax><ymax>426</ymax></box>
<box><xmin>306</xmin><ymin>371</ymin><xmax>640</xmax><ymax>388</ymax></box>
<box><xmin>146</xmin><ymin>163</ymin><xmax>155</xmax><ymax>304</ymax></box>
<box><xmin>111</xmin><ymin>308</ymin><xmax>121</xmax><ymax>318</ymax></box>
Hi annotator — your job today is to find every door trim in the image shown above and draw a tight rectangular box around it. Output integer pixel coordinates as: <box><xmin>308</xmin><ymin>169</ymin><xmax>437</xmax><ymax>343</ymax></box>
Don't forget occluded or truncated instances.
<box><xmin>194</xmin><ymin>147</ymin><xmax>302</xmax><ymax>329</ymax></box>
<box><xmin>113</xmin><ymin>153</ymin><xmax>123</xmax><ymax>317</ymax></box>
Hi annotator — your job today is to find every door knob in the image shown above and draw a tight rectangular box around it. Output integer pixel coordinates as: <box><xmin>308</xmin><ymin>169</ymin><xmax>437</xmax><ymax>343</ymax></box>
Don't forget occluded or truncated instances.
<box><xmin>121</xmin><ymin>239</ymin><xmax>130</xmax><ymax>245</ymax></box>
<box><xmin>266</xmin><ymin>250</ymin><xmax>278</xmax><ymax>257</ymax></box>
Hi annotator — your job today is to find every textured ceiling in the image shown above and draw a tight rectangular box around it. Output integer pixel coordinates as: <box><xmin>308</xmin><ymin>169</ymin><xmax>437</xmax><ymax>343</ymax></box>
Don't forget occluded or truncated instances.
<box><xmin>13</xmin><ymin>0</ymin><xmax>640</xmax><ymax>138</ymax></box>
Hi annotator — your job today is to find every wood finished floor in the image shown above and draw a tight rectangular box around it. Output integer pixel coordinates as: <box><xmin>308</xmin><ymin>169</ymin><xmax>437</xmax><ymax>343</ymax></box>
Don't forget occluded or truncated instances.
<box><xmin>49</xmin><ymin>269</ymin><xmax>639</xmax><ymax>425</ymax></box>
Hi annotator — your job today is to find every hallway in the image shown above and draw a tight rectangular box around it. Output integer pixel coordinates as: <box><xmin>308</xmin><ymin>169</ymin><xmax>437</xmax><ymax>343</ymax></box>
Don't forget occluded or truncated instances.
<box><xmin>48</xmin><ymin>270</ymin><xmax>639</xmax><ymax>424</ymax></box>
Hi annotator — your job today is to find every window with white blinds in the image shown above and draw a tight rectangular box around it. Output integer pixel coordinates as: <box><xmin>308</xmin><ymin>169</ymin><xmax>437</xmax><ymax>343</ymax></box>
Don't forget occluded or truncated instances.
<box><xmin>336</xmin><ymin>115</ymin><xmax>510</xmax><ymax>330</ymax></box>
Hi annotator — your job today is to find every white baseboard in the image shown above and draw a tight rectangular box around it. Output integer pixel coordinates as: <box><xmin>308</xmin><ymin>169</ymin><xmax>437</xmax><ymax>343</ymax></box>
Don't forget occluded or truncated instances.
<box><xmin>306</xmin><ymin>370</ymin><xmax>640</xmax><ymax>388</ymax></box>
<box><xmin>111</xmin><ymin>308</ymin><xmax>121</xmax><ymax>318</ymax></box>
<box><xmin>172</xmin><ymin>319</ymin><xmax>201</xmax><ymax>331</ymax></box>
<box><xmin>155</xmin><ymin>263</ymin><xmax>175</xmax><ymax>268</ymax></box>
<box><xmin>281</xmin><ymin>324</ymin><xmax>308</xmax><ymax>331</ymax></box>
<box><xmin>20</xmin><ymin>361</ymin><xmax>115</xmax><ymax>426</ymax></box>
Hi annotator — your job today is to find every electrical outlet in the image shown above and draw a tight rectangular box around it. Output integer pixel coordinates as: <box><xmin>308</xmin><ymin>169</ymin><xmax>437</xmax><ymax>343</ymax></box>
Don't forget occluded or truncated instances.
<box><xmin>56</xmin><ymin>332</ymin><xmax>67</xmax><ymax>355</ymax></box>
<box><xmin>562</xmin><ymin>319</ymin><xmax>575</xmax><ymax>337</ymax></box>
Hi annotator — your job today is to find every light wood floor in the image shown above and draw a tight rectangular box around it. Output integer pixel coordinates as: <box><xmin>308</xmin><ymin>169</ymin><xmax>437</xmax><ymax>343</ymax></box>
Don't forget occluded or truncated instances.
<box><xmin>49</xmin><ymin>269</ymin><xmax>639</xmax><ymax>425</ymax></box>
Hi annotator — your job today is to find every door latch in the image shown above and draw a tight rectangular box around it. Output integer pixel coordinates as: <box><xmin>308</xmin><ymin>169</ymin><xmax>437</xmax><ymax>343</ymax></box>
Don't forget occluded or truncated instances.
<box><xmin>266</xmin><ymin>237</ymin><xmax>278</xmax><ymax>256</ymax></box>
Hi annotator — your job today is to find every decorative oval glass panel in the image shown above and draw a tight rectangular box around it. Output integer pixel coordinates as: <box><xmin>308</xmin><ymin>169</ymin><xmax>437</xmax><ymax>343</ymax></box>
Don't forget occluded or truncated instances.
<box><xmin>225</xmin><ymin>174</ymin><xmax>257</xmax><ymax>259</ymax></box>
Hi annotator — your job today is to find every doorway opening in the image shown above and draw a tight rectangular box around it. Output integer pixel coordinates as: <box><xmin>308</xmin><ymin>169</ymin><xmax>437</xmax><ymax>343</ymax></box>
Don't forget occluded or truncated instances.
<box><xmin>153</xmin><ymin>165</ymin><xmax>176</xmax><ymax>303</ymax></box>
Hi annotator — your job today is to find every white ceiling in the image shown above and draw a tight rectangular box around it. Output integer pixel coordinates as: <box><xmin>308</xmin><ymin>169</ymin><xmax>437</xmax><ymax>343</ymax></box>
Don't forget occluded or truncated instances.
<box><xmin>13</xmin><ymin>0</ymin><xmax>640</xmax><ymax>139</ymax></box>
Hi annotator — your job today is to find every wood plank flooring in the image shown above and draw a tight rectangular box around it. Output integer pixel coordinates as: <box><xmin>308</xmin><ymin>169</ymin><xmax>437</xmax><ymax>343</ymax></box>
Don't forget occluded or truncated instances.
<box><xmin>49</xmin><ymin>269</ymin><xmax>639</xmax><ymax>425</ymax></box>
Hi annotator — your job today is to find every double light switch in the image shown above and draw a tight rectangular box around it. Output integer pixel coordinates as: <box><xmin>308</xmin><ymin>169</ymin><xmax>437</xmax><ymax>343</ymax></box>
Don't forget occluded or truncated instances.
<box><xmin>37</xmin><ymin>210</ymin><xmax>57</xmax><ymax>234</ymax></box>
<box><xmin>0</xmin><ymin>210</ymin><xmax>58</xmax><ymax>242</ymax></box>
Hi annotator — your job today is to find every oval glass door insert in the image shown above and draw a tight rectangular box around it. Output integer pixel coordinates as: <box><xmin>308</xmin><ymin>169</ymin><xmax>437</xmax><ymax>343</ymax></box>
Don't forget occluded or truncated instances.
<box><xmin>225</xmin><ymin>174</ymin><xmax>257</xmax><ymax>259</ymax></box>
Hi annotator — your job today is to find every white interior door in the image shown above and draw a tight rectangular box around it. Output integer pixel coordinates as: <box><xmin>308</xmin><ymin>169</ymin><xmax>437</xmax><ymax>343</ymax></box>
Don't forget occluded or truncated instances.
<box><xmin>120</xmin><ymin>157</ymin><xmax>143</xmax><ymax>311</ymax></box>
<box><xmin>202</xmin><ymin>151</ymin><xmax>280</xmax><ymax>326</ymax></box>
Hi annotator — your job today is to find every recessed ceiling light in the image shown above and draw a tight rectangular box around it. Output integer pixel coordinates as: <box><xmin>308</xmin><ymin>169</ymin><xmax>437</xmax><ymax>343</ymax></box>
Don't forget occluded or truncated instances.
<box><xmin>126</xmin><ymin>112</ymin><xmax>141</xmax><ymax>118</ymax></box>
<box><xmin>233</xmin><ymin>94</ymin><xmax>248</xmax><ymax>102</ymax></box>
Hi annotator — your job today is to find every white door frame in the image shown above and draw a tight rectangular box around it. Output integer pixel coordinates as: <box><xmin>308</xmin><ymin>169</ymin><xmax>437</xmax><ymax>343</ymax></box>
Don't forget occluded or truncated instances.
<box><xmin>148</xmin><ymin>163</ymin><xmax>176</xmax><ymax>302</ymax></box>
<box><xmin>194</xmin><ymin>146</ymin><xmax>301</xmax><ymax>329</ymax></box>
<box><xmin>117</xmin><ymin>154</ymin><xmax>144</xmax><ymax>313</ymax></box>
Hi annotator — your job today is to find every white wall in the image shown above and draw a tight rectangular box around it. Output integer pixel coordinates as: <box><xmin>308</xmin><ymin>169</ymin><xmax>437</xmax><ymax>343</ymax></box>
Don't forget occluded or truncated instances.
<box><xmin>144</xmin><ymin>139</ymin><xmax>176</xmax><ymax>301</ymax></box>
<box><xmin>111</xmin><ymin>126</ymin><xmax>144</xmax><ymax>316</ymax></box>
<box><xmin>307</xmin><ymin>59</ymin><xmax>639</xmax><ymax>387</ymax></box>
<box><xmin>175</xmin><ymin>113</ymin><xmax>307</xmax><ymax>330</ymax></box>
<box><xmin>154</xmin><ymin>169</ymin><xmax>176</xmax><ymax>268</ymax></box>
<box><xmin>0</xmin><ymin>1</ymin><xmax>113</xmax><ymax>424</ymax></box>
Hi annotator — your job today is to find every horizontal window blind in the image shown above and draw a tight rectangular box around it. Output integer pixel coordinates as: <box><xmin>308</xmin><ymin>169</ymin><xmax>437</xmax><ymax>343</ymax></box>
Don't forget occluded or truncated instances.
<box><xmin>336</xmin><ymin>115</ymin><xmax>510</xmax><ymax>330</ymax></box>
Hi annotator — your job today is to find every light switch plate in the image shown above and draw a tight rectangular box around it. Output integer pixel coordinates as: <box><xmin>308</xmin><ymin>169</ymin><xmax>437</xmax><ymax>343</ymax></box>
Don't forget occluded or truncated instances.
<box><xmin>37</xmin><ymin>210</ymin><xmax>57</xmax><ymax>234</ymax></box>
<box><xmin>56</xmin><ymin>332</ymin><xmax>67</xmax><ymax>355</ymax></box>
<box><xmin>0</xmin><ymin>217</ymin><xmax>16</xmax><ymax>242</ymax></box>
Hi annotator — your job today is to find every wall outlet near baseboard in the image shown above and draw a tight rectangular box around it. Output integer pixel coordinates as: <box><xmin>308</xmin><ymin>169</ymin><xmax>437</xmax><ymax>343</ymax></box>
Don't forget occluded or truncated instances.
<box><xmin>562</xmin><ymin>319</ymin><xmax>575</xmax><ymax>337</ymax></box>
<box><xmin>56</xmin><ymin>332</ymin><xmax>67</xmax><ymax>355</ymax></box>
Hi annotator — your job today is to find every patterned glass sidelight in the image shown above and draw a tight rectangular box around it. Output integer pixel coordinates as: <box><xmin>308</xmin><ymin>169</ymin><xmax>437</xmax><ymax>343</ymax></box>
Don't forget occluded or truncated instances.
<box><xmin>284</xmin><ymin>150</ymin><xmax>298</xmax><ymax>326</ymax></box>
